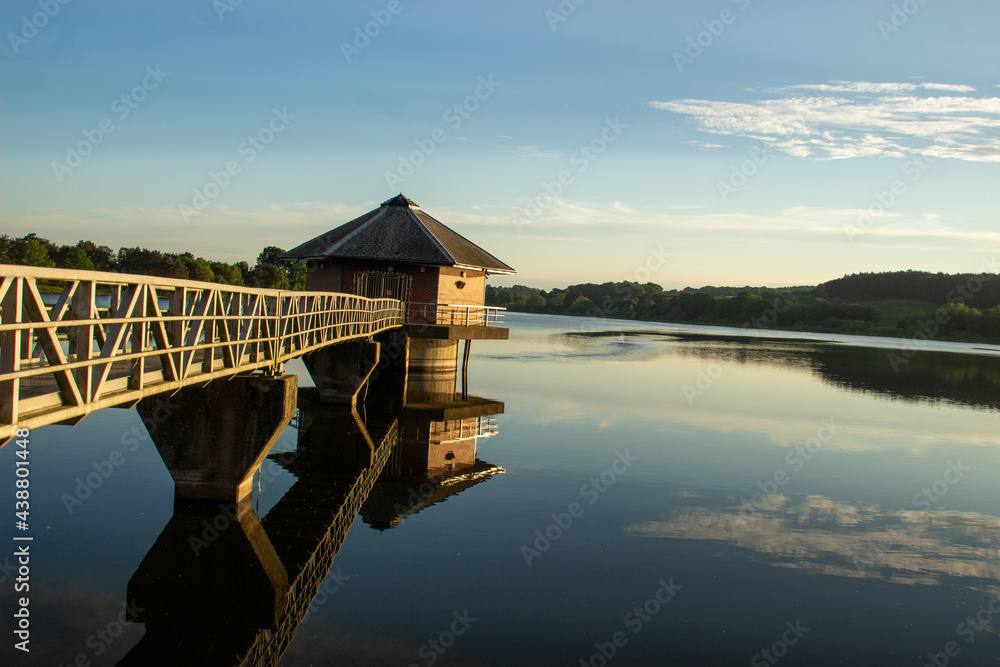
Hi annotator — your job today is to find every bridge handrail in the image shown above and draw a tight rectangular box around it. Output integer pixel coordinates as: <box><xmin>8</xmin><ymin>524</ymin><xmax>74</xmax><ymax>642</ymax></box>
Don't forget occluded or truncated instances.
<box><xmin>0</xmin><ymin>265</ymin><xmax>405</xmax><ymax>436</ymax></box>
<box><xmin>0</xmin><ymin>263</ymin><xmax>295</xmax><ymax>295</ymax></box>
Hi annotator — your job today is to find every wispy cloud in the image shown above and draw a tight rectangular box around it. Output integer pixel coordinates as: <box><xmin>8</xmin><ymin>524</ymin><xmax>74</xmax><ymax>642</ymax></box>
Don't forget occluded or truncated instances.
<box><xmin>512</xmin><ymin>144</ymin><xmax>562</xmax><ymax>159</ymax></box>
<box><xmin>9</xmin><ymin>197</ymin><xmax>999</xmax><ymax>264</ymax></box>
<box><xmin>625</xmin><ymin>495</ymin><xmax>1000</xmax><ymax>586</ymax></box>
<box><xmin>494</xmin><ymin>198</ymin><xmax>1000</xmax><ymax>252</ymax></box>
<box><xmin>684</xmin><ymin>140</ymin><xmax>728</xmax><ymax>149</ymax></box>
<box><xmin>775</xmin><ymin>81</ymin><xmax>976</xmax><ymax>94</ymax></box>
<box><xmin>611</xmin><ymin>200</ymin><xmax>637</xmax><ymax>214</ymax></box>
<box><xmin>652</xmin><ymin>81</ymin><xmax>1000</xmax><ymax>162</ymax></box>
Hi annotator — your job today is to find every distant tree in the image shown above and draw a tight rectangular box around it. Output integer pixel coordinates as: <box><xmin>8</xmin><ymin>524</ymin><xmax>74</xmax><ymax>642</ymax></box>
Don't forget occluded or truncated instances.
<box><xmin>234</xmin><ymin>261</ymin><xmax>252</xmax><ymax>285</ymax></box>
<box><xmin>56</xmin><ymin>245</ymin><xmax>95</xmax><ymax>271</ymax></box>
<box><xmin>248</xmin><ymin>264</ymin><xmax>289</xmax><ymax>290</ymax></box>
<box><xmin>180</xmin><ymin>255</ymin><xmax>215</xmax><ymax>282</ymax></box>
<box><xmin>568</xmin><ymin>296</ymin><xmax>595</xmax><ymax>315</ymax></box>
<box><xmin>7</xmin><ymin>234</ymin><xmax>56</xmax><ymax>267</ymax></box>
<box><xmin>256</xmin><ymin>246</ymin><xmax>286</xmax><ymax>268</ymax></box>
<box><xmin>116</xmin><ymin>247</ymin><xmax>187</xmax><ymax>279</ymax></box>
<box><xmin>252</xmin><ymin>246</ymin><xmax>304</xmax><ymax>290</ymax></box>
<box><xmin>75</xmin><ymin>240</ymin><xmax>115</xmax><ymax>271</ymax></box>
<box><xmin>525</xmin><ymin>294</ymin><xmax>547</xmax><ymax>311</ymax></box>
<box><xmin>210</xmin><ymin>261</ymin><xmax>244</xmax><ymax>286</ymax></box>
<box><xmin>0</xmin><ymin>234</ymin><xmax>12</xmax><ymax>264</ymax></box>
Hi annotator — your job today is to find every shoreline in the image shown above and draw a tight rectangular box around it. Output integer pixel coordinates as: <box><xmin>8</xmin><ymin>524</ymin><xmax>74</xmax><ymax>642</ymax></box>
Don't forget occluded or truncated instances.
<box><xmin>504</xmin><ymin>311</ymin><xmax>1000</xmax><ymax>357</ymax></box>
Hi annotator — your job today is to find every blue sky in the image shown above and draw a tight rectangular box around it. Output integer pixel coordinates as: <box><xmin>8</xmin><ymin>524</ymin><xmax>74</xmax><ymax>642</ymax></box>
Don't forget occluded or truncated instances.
<box><xmin>2</xmin><ymin>0</ymin><xmax>999</xmax><ymax>289</ymax></box>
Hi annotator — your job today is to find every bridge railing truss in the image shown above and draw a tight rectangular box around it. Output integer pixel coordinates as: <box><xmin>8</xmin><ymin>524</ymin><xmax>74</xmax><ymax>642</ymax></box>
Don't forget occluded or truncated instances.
<box><xmin>0</xmin><ymin>266</ymin><xmax>404</xmax><ymax>438</ymax></box>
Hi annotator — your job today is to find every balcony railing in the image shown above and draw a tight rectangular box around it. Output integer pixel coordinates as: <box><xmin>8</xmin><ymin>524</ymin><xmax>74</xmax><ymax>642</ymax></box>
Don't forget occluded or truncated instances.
<box><xmin>430</xmin><ymin>415</ymin><xmax>499</xmax><ymax>444</ymax></box>
<box><xmin>407</xmin><ymin>303</ymin><xmax>506</xmax><ymax>327</ymax></box>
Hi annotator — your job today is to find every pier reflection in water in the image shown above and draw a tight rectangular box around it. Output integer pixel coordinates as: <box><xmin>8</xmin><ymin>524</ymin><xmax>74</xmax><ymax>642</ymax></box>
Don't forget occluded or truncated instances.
<box><xmin>115</xmin><ymin>365</ymin><xmax>504</xmax><ymax>666</ymax></box>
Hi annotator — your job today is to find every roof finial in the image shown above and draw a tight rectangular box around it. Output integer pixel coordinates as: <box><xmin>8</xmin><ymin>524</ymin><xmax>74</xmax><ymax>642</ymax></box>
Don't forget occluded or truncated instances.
<box><xmin>382</xmin><ymin>194</ymin><xmax>418</xmax><ymax>208</ymax></box>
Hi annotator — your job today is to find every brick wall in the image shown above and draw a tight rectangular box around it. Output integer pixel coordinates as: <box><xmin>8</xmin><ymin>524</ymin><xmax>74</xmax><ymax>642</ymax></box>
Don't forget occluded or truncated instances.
<box><xmin>305</xmin><ymin>260</ymin><xmax>343</xmax><ymax>291</ymax></box>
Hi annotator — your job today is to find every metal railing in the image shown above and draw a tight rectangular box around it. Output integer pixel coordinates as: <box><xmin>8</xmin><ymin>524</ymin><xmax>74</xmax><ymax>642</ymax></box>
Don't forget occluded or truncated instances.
<box><xmin>0</xmin><ymin>265</ymin><xmax>405</xmax><ymax>439</ymax></box>
<box><xmin>407</xmin><ymin>302</ymin><xmax>506</xmax><ymax>327</ymax></box>
<box><xmin>431</xmin><ymin>415</ymin><xmax>499</xmax><ymax>444</ymax></box>
<box><xmin>239</xmin><ymin>418</ymin><xmax>399</xmax><ymax>667</ymax></box>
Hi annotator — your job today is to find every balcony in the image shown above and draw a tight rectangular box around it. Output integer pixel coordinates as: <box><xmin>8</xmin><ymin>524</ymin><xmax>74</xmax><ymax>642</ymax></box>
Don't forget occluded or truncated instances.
<box><xmin>407</xmin><ymin>303</ymin><xmax>505</xmax><ymax>326</ymax></box>
<box><xmin>405</xmin><ymin>303</ymin><xmax>509</xmax><ymax>340</ymax></box>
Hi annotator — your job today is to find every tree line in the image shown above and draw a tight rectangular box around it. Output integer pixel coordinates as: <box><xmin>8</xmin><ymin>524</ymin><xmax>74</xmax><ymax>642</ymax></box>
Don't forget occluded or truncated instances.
<box><xmin>0</xmin><ymin>233</ymin><xmax>305</xmax><ymax>290</ymax></box>
<box><xmin>486</xmin><ymin>270</ymin><xmax>1000</xmax><ymax>342</ymax></box>
<box><xmin>820</xmin><ymin>270</ymin><xmax>1000</xmax><ymax>309</ymax></box>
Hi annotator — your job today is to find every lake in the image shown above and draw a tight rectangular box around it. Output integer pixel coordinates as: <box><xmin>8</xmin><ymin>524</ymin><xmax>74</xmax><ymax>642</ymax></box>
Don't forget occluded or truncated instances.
<box><xmin>3</xmin><ymin>311</ymin><xmax>1000</xmax><ymax>666</ymax></box>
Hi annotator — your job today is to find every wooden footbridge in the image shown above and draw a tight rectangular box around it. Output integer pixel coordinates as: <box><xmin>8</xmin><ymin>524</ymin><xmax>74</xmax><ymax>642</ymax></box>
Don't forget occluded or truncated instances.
<box><xmin>0</xmin><ymin>265</ymin><xmax>412</xmax><ymax>442</ymax></box>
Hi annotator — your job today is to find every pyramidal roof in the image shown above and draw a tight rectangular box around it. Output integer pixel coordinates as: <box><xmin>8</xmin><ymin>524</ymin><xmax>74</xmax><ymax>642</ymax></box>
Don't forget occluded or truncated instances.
<box><xmin>281</xmin><ymin>195</ymin><xmax>515</xmax><ymax>274</ymax></box>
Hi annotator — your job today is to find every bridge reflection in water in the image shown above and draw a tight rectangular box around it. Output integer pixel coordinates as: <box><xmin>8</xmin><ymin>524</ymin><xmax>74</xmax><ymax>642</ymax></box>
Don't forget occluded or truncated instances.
<box><xmin>115</xmin><ymin>370</ymin><xmax>504</xmax><ymax>666</ymax></box>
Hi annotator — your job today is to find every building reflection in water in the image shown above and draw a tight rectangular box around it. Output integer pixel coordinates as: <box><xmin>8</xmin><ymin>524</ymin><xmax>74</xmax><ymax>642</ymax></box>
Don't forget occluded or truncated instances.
<box><xmin>115</xmin><ymin>361</ymin><xmax>505</xmax><ymax>666</ymax></box>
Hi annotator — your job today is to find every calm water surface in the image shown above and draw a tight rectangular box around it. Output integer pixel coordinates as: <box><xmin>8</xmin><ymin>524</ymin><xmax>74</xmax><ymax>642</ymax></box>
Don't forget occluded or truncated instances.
<box><xmin>3</xmin><ymin>312</ymin><xmax>1000</xmax><ymax>666</ymax></box>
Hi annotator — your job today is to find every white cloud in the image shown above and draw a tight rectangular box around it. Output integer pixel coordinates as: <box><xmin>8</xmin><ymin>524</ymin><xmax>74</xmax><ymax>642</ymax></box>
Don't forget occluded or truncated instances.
<box><xmin>611</xmin><ymin>200</ymin><xmax>637</xmax><ymax>214</ymax></box>
<box><xmin>684</xmin><ymin>140</ymin><xmax>728</xmax><ymax>149</ymax></box>
<box><xmin>777</xmin><ymin>81</ymin><xmax>976</xmax><ymax>94</ymax></box>
<box><xmin>471</xmin><ymin>197</ymin><xmax>1000</xmax><ymax>253</ymax></box>
<box><xmin>625</xmin><ymin>495</ymin><xmax>1000</xmax><ymax>586</ymax></box>
<box><xmin>652</xmin><ymin>81</ymin><xmax>1000</xmax><ymax>162</ymax></box>
<box><xmin>9</xmin><ymin>198</ymin><xmax>999</xmax><ymax>267</ymax></box>
<box><xmin>512</xmin><ymin>144</ymin><xmax>562</xmax><ymax>159</ymax></box>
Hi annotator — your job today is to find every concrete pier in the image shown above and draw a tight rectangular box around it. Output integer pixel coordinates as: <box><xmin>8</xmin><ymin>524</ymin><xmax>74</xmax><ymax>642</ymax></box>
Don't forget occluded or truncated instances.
<box><xmin>138</xmin><ymin>374</ymin><xmax>297</xmax><ymax>507</ymax></box>
<box><xmin>303</xmin><ymin>339</ymin><xmax>381</xmax><ymax>408</ymax></box>
<box><xmin>406</xmin><ymin>338</ymin><xmax>459</xmax><ymax>403</ymax></box>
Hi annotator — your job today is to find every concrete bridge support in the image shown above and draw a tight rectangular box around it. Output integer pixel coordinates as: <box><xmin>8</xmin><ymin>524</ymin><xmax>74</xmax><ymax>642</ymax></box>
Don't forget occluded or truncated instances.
<box><xmin>137</xmin><ymin>374</ymin><xmax>297</xmax><ymax>508</ymax></box>
<box><xmin>303</xmin><ymin>339</ymin><xmax>381</xmax><ymax>408</ymax></box>
<box><xmin>406</xmin><ymin>338</ymin><xmax>459</xmax><ymax>403</ymax></box>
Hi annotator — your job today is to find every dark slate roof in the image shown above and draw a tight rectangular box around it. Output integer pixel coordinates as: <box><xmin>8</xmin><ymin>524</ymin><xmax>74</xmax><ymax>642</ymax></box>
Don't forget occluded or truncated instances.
<box><xmin>281</xmin><ymin>195</ymin><xmax>515</xmax><ymax>273</ymax></box>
